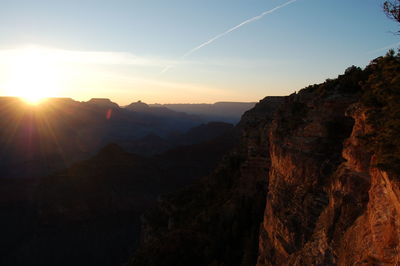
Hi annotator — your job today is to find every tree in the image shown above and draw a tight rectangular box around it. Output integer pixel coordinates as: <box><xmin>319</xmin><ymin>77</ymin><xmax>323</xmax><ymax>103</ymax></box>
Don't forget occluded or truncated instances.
<box><xmin>384</xmin><ymin>1</ymin><xmax>400</xmax><ymax>26</ymax></box>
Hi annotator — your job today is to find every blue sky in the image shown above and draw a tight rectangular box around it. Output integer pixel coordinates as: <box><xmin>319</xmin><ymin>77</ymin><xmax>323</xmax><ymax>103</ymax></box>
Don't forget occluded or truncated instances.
<box><xmin>0</xmin><ymin>0</ymin><xmax>398</xmax><ymax>104</ymax></box>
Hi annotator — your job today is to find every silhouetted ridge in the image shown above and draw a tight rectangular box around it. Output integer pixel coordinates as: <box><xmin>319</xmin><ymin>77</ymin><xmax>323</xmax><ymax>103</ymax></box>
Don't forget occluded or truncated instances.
<box><xmin>125</xmin><ymin>101</ymin><xmax>201</xmax><ymax>121</ymax></box>
<box><xmin>87</xmin><ymin>98</ymin><xmax>120</xmax><ymax>109</ymax></box>
<box><xmin>0</xmin><ymin>97</ymin><xmax>212</xmax><ymax>178</ymax></box>
<box><xmin>126</xmin><ymin>100</ymin><xmax>150</xmax><ymax>111</ymax></box>
<box><xmin>152</xmin><ymin>102</ymin><xmax>256</xmax><ymax>123</ymax></box>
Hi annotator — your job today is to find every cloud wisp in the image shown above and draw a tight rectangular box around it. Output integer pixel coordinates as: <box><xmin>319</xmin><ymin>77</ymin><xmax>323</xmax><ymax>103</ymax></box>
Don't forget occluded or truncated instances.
<box><xmin>0</xmin><ymin>46</ymin><xmax>176</xmax><ymax>67</ymax></box>
<box><xmin>161</xmin><ymin>0</ymin><xmax>298</xmax><ymax>73</ymax></box>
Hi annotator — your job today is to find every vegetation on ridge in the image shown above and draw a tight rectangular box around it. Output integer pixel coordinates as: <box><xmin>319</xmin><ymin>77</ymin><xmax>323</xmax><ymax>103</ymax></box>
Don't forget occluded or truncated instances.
<box><xmin>289</xmin><ymin>49</ymin><xmax>400</xmax><ymax>176</ymax></box>
<box><xmin>361</xmin><ymin>50</ymin><xmax>400</xmax><ymax>175</ymax></box>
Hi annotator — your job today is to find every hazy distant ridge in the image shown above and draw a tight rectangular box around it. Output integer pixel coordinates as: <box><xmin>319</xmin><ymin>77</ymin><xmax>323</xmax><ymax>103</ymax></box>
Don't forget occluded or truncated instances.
<box><xmin>150</xmin><ymin>102</ymin><xmax>256</xmax><ymax>124</ymax></box>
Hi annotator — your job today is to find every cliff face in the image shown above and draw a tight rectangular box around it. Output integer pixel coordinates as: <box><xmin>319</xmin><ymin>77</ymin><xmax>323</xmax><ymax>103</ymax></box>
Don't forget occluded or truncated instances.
<box><xmin>257</xmin><ymin>91</ymin><xmax>358</xmax><ymax>265</ymax></box>
<box><xmin>131</xmin><ymin>54</ymin><xmax>400</xmax><ymax>265</ymax></box>
<box><xmin>333</xmin><ymin>108</ymin><xmax>400</xmax><ymax>266</ymax></box>
<box><xmin>257</xmin><ymin>54</ymin><xmax>400</xmax><ymax>265</ymax></box>
<box><xmin>258</xmin><ymin>101</ymin><xmax>400</xmax><ymax>265</ymax></box>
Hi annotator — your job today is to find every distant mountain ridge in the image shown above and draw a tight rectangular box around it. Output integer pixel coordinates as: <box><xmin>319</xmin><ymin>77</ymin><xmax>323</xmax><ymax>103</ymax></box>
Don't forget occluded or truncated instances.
<box><xmin>87</xmin><ymin>98</ymin><xmax>119</xmax><ymax>109</ymax></box>
<box><xmin>125</xmin><ymin>100</ymin><xmax>201</xmax><ymax>121</ymax></box>
<box><xmin>0</xmin><ymin>97</ymin><xmax>254</xmax><ymax>264</ymax></box>
<box><xmin>149</xmin><ymin>102</ymin><xmax>256</xmax><ymax>124</ymax></box>
<box><xmin>0</xmin><ymin>97</ymin><xmax>202</xmax><ymax>178</ymax></box>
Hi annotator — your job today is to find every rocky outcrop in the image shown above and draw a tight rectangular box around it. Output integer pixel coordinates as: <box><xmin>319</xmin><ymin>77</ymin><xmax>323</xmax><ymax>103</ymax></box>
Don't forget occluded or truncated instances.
<box><xmin>131</xmin><ymin>54</ymin><xmax>400</xmax><ymax>265</ymax></box>
<box><xmin>257</xmin><ymin>101</ymin><xmax>400</xmax><ymax>265</ymax></box>
<box><xmin>257</xmin><ymin>90</ymin><xmax>358</xmax><ymax>265</ymax></box>
<box><xmin>333</xmin><ymin>107</ymin><xmax>400</xmax><ymax>266</ymax></box>
<box><xmin>256</xmin><ymin>55</ymin><xmax>400</xmax><ymax>266</ymax></box>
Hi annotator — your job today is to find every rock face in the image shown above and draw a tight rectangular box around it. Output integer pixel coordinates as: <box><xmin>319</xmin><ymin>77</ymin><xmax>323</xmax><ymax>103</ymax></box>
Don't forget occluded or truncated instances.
<box><xmin>331</xmin><ymin>110</ymin><xmax>400</xmax><ymax>266</ymax></box>
<box><xmin>258</xmin><ymin>100</ymin><xmax>400</xmax><ymax>265</ymax></box>
<box><xmin>131</xmin><ymin>54</ymin><xmax>400</xmax><ymax>265</ymax></box>
<box><xmin>257</xmin><ymin>55</ymin><xmax>400</xmax><ymax>266</ymax></box>
<box><xmin>257</xmin><ymin>91</ymin><xmax>358</xmax><ymax>265</ymax></box>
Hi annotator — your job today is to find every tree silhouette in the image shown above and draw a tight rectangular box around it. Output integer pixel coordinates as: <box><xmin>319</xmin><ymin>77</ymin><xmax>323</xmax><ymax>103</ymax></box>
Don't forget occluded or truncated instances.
<box><xmin>384</xmin><ymin>1</ymin><xmax>400</xmax><ymax>33</ymax></box>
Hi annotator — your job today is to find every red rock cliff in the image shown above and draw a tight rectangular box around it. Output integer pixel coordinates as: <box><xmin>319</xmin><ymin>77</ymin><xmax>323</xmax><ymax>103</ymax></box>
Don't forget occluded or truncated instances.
<box><xmin>258</xmin><ymin>103</ymin><xmax>400</xmax><ymax>265</ymax></box>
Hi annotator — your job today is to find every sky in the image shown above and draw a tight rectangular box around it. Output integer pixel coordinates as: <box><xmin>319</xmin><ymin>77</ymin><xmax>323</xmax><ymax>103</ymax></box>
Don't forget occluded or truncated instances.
<box><xmin>0</xmin><ymin>0</ymin><xmax>398</xmax><ymax>104</ymax></box>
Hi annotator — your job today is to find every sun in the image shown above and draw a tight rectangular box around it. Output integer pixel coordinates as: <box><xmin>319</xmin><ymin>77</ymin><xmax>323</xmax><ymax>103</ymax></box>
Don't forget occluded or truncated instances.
<box><xmin>4</xmin><ymin>46</ymin><xmax>62</xmax><ymax>104</ymax></box>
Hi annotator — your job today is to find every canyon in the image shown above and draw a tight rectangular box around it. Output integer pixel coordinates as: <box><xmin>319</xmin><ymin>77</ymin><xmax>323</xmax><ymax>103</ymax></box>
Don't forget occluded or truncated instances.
<box><xmin>131</xmin><ymin>53</ymin><xmax>400</xmax><ymax>265</ymax></box>
<box><xmin>0</xmin><ymin>53</ymin><xmax>398</xmax><ymax>266</ymax></box>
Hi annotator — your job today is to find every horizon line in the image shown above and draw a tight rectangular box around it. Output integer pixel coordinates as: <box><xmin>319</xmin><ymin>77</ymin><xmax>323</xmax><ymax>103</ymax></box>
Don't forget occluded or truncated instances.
<box><xmin>0</xmin><ymin>95</ymin><xmax>259</xmax><ymax>106</ymax></box>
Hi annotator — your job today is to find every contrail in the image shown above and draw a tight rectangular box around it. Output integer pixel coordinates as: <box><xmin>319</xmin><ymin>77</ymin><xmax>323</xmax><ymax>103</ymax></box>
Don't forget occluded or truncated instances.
<box><xmin>161</xmin><ymin>0</ymin><xmax>298</xmax><ymax>73</ymax></box>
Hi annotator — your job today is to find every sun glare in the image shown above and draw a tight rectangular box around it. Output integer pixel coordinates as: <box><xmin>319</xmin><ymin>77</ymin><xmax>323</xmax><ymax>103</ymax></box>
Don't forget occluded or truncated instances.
<box><xmin>21</xmin><ymin>95</ymin><xmax>47</xmax><ymax>105</ymax></box>
<box><xmin>4</xmin><ymin>46</ymin><xmax>62</xmax><ymax>104</ymax></box>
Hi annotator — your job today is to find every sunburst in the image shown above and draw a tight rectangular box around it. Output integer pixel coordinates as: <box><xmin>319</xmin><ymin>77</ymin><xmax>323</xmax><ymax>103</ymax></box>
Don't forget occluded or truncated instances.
<box><xmin>4</xmin><ymin>46</ymin><xmax>62</xmax><ymax>104</ymax></box>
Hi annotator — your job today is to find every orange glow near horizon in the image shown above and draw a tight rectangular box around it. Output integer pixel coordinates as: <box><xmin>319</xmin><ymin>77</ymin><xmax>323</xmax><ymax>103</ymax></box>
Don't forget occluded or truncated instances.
<box><xmin>0</xmin><ymin>45</ymin><xmax>275</xmax><ymax>105</ymax></box>
<box><xmin>20</xmin><ymin>96</ymin><xmax>47</xmax><ymax>105</ymax></box>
